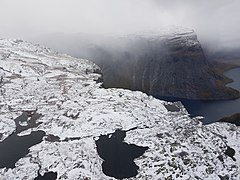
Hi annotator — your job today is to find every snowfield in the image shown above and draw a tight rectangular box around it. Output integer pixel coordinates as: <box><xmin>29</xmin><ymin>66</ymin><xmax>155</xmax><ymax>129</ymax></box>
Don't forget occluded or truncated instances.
<box><xmin>0</xmin><ymin>39</ymin><xmax>239</xmax><ymax>179</ymax></box>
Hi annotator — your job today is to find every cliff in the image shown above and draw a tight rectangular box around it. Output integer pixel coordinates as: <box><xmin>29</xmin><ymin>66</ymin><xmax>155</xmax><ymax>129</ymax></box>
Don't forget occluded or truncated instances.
<box><xmin>84</xmin><ymin>27</ymin><xmax>239</xmax><ymax>100</ymax></box>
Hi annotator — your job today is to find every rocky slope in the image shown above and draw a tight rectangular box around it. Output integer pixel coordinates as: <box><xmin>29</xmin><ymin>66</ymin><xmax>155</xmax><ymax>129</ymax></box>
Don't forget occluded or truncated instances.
<box><xmin>0</xmin><ymin>39</ymin><xmax>239</xmax><ymax>179</ymax></box>
<box><xmin>72</xmin><ymin>27</ymin><xmax>239</xmax><ymax>100</ymax></box>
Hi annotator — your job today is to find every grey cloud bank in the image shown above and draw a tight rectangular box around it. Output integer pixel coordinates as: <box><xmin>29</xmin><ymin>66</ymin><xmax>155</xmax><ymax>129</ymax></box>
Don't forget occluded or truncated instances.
<box><xmin>0</xmin><ymin>0</ymin><xmax>240</xmax><ymax>53</ymax></box>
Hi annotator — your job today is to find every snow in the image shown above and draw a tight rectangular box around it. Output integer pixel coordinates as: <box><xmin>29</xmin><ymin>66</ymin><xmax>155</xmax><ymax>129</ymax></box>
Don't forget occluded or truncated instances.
<box><xmin>124</xmin><ymin>26</ymin><xmax>198</xmax><ymax>48</ymax></box>
<box><xmin>0</xmin><ymin>39</ymin><xmax>239</xmax><ymax>179</ymax></box>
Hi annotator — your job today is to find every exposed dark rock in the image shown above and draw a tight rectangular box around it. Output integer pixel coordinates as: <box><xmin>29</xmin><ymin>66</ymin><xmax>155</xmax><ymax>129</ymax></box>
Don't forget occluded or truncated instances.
<box><xmin>217</xmin><ymin>155</ymin><xmax>224</xmax><ymax>162</ymax></box>
<box><xmin>219</xmin><ymin>113</ymin><xmax>240</xmax><ymax>126</ymax></box>
<box><xmin>178</xmin><ymin>151</ymin><xmax>189</xmax><ymax>158</ymax></box>
<box><xmin>94</xmin><ymin>76</ymin><xmax>104</xmax><ymax>85</ymax></box>
<box><xmin>164</xmin><ymin>103</ymin><xmax>180</xmax><ymax>112</ymax></box>
<box><xmin>63</xmin><ymin>111</ymin><xmax>80</xmax><ymax>119</ymax></box>
<box><xmin>45</xmin><ymin>134</ymin><xmax>61</xmax><ymax>142</ymax></box>
<box><xmin>62</xmin><ymin>137</ymin><xmax>82</xmax><ymax>142</ymax></box>
<box><xmin>156</xmin><ymin>133</ymin><xmax>164</xmax><ymax>138</ymax></box>
<box><xmin>218</xmin><ymin>174</ymin><xmax>229</xmax><ymax>180</ymax></box>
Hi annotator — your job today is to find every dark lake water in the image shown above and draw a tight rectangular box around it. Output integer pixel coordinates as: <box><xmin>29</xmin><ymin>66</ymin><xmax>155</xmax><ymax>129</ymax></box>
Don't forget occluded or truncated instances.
<box><xmin>0</xmin><ymin>131</ymin><xmax>45</xmax><ymax>168</ymax></box>
<box><xmin>34</xmin><ymin>171</ymin><xmax>57</xmax><ymax>180</ymax></box>
<box><xmin>159</xmin><ymin>67</ymin><xmax>240</xmax><ymax>124</ymax></box>
<box><xmin>0</xmin><ymin>112</ymin><xmax>45</xmax><ymax>169</ymax></box>
<box><xmin>225</xmin><ymin>68</ymin><xmax>240</xmax><ymax>90</ymax></box>
<box><xmin>95</xmin><ymin>129</ymin><xmax>149</xmax><ymax>179</ymax></box>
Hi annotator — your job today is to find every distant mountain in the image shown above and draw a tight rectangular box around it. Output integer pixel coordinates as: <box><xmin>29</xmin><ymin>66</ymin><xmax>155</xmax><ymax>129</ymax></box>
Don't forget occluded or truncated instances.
<box><xmin>0</xmin><ymin>39</ymin><xmax>239</xmax><ymax>179</ymax></box>
<box><xmin>88</xmin><ymin>27</ymin><xmax>240</xmax><ymax>100</ymax></box>
<box><xmin>30</xmin><ymin>27</ymin><xmax>240</xmax><ymax>100</ymax></box>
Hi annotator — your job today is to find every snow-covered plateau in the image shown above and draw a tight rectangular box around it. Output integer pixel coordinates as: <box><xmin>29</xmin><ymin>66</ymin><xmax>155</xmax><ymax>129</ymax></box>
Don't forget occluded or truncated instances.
<box><xmin>0</xmin><ymin>39</ymin><xmax>239</xmax><ymax>179</ymax></box>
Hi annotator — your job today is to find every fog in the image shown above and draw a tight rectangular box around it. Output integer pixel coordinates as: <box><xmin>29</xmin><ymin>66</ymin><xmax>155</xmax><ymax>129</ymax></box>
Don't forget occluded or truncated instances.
<box><xmin>1</xmin><ymin>0</ymin><xmax>240</xmax><ymax>55</ymax></box>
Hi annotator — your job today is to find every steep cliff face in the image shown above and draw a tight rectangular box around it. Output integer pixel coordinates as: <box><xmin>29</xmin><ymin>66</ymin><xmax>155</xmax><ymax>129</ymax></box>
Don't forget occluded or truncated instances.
<box><xmin>0</xmin><ymin>39</ymin><xmax>239</xmax><ymax>179</ymax></box>
<box><xmin>84</xmin><ymin>27</ymin><xmax>239</xmax><ymax>100</ymax></box>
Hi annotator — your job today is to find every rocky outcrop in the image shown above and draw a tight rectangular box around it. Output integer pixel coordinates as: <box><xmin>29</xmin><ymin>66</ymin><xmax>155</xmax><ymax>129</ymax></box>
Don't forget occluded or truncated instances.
<box><xmin>0</xmin><ymin>39</ymin><xmax>239</xmax><ymax>179</ymax></box>
<box><xmin>81</xmin><ymin>27</ymin><xmax>239</xmax><ymax>100</ymax></box>
<box><xmin>219</xmin><ymin>113</ymin><xmax>240</xmax><ymax>126</ymax></box>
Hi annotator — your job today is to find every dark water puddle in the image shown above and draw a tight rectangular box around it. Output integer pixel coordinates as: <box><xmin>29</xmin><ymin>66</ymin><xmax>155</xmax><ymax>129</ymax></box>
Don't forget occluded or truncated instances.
<box><xmin>0</xmin><ymin>111</ymin><xmax>45</xmax><ymax>168</ymax></box>
<box><xmin>14</xmin><ymin>111</ymin><xmax>42</xmax><ymax>134</ymax></box>
<box><xmin>34</xmin><ymin>171</ymin><xmax>57</xmax><ymax>180</ymax></box>
<box><xmin>224</xmin><ymin>146</ymin><xmax>236</xmax><ymax>161</ymax></box>
<box><xmin>95</xmin><ymin>128</ymin><xmax>149</xmax><ymax>179</ymax></box>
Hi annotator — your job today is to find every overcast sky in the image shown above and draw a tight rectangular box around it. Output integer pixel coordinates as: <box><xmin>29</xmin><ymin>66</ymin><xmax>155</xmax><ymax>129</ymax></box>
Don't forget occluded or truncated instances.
<box><xmin>0</xmin><ymin>0</ymin><xmax>240</xmax><ymax>49</ymax></box>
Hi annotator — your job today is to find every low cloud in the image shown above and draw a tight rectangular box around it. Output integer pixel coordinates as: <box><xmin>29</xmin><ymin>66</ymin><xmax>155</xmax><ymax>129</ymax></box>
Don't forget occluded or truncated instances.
<box><xmin>0</xmin><ymin>0</ymin><xmax>239</xmax><ymax>52</ymax></box>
